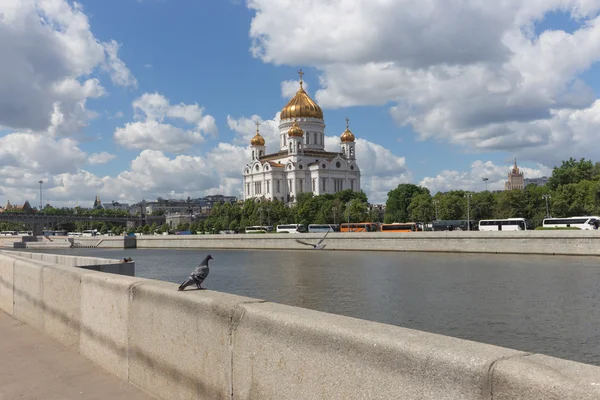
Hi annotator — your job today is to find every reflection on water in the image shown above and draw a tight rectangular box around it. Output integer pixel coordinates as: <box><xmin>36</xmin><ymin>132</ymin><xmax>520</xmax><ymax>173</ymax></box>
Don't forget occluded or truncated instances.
<box><xmin>22</xmin><ymin>247</ymin><xmax>600</xmax><ymax>366</ymax></box>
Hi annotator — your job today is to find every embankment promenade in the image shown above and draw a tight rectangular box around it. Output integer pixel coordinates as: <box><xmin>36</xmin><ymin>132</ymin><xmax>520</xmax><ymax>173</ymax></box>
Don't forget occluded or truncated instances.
<box><xmin>1</xmin><ymin>249</ymin><xmax>599</xmax><ymax>399</ymax></box>
<box><xmin>58</xmin><ymin>230</ymin><xmax>600</xmax><ymax>255</ymax></box>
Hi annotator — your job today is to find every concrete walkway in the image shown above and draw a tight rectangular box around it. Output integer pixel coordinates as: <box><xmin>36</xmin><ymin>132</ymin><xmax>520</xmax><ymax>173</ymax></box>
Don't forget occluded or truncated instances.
<box><xmin>0</xmin><ymin>311</ymin><xmax>154</xmax><ymax>400</ymax></box>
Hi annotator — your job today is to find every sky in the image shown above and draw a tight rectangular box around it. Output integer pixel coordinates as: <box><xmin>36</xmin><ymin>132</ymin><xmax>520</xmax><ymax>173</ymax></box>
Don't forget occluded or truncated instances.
<box><xmin>1</xmin><ymin>0</ymin><xmax>600</xmax><ymax>207</ymax></box>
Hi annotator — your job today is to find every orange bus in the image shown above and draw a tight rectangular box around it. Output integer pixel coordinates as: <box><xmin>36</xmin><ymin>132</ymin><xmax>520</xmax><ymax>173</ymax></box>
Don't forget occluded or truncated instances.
<box><xmin>340</xmin><ymin>222</ymin><xmax>378</xmax><ymax>232</ymax></box>
<box><xmin>380</xmin><ymin>223</ymin><xmax>419</xmax><ymax>232</ymax></box>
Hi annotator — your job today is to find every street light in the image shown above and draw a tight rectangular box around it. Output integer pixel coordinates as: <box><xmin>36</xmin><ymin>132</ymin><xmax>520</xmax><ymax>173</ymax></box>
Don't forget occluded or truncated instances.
<box><xmin>332</xmin><ymin>206</ymin><xmax>337</xmax><ymax>225</ymax></box>
<box><xmin>542</xmin><ymin>194</ymin><xmax>551</xmax><ymax>218</ymax></box>
<box><xmin>464</xmin><ymin>193</ymin><xmax>473</xmax><ymax>231</ymax></box>
<box><xmin>259</xmin><ymin>208</ymin><xmax>263</xmax><ymax>226</ymax></box>
<box><xmin>482</xmin><ymin>177</ymin><xmax>489</xmax><ymax>191</ymax></box>
<box><xmin>38</xmin><ymin>180</ymin><xmax>43</xmax><ymax>210</ymax></box>
<box><xmin>432</xmin><ymin>200</ymin><xmax>439</xmax><ymax>221</ymax></box>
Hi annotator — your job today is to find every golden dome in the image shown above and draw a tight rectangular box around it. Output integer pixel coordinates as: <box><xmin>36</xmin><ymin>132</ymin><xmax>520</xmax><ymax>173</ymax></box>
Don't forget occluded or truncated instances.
<box><xmin>340</xmin><ymin>117</ymin><xmax>356</xmax><ymax>142</ymax></box>
<box><xmin>250</xmin><ymin>122</ymin><xmax>265</xmax><ymax>146</ymax></box>
<box><xmin>280</xmin><ymin>69</ymin><xmax>324</xmax><ymax>120</ymax></box>
<box><xmin>288</xmin><ymin>120</ymin><xmax>304</xmax><ymax>137</ymax></box>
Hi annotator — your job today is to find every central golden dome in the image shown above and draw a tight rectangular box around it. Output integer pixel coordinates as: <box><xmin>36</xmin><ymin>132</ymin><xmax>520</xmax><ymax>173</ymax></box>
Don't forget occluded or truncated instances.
<box><xmin>280</xmin><ymin>70</ymin><xmax>324</xmax><ymax>120</ymax></box>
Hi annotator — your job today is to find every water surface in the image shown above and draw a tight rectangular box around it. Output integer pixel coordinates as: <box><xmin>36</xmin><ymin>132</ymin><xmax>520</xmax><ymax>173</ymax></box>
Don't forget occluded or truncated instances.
<box><xmin>24</xmin><ymin>248</ymin><xmax>600</xmax><ymax>366</ymax></box>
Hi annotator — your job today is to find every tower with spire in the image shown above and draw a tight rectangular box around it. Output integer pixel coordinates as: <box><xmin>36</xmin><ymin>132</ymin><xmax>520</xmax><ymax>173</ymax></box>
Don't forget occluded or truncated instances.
<box><xmin>505</xmin><ymin>158</ymin><xmax>524</xmax><ymax>190</ymax></box>
<box><xmin>242</xmin><ymin>69</ymin><xmax>361</xmax><ymax>204</ymax></box>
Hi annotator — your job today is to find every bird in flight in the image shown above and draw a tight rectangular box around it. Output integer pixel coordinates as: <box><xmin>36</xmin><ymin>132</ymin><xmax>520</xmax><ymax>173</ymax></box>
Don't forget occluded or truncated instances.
<box><xmin>178</xmin><ymin>254</ymin><xmax>213</xmax><ymax>291</ymax></box>
<box><xmin>295</xmin><ymin>230</ymin><xmax>329</xmax><ymax>250</ymax></box>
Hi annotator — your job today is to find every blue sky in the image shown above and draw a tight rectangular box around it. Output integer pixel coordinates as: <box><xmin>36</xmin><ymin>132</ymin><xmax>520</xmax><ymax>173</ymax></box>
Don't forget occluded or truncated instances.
<box><xmin>1</xmin><ymin>0</ymin><xmax>600</xmax><ymax>206</ymax></box>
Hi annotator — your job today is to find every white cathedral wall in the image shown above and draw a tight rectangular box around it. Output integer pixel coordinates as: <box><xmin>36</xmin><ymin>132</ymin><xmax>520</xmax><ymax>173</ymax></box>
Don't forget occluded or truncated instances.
<box><xmin>279</xmin><ymin>118</ymin><xmax>326</xmax><ymax>151</ymax></box>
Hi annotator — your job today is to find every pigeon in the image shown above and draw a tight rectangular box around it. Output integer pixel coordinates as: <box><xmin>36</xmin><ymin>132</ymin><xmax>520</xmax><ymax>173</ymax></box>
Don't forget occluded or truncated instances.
<box><xmin>178</xmin><ymin>255</ymin><xmax>213</xmax><ymax>291</ymax></box>
<box><xmin>295</xmin><ymin>230</ymin><xmax>329</xmax><ymax>250</ymax></box>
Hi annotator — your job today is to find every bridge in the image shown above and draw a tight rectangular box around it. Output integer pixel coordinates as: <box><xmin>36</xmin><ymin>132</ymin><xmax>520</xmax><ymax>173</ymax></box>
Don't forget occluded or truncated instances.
<box><xmin>0</xmin><ymin>250</ymin><xmax>598</xmax><ymax>399</ymax></box>
<box><xmin>0</xmin><ymin>213</ymin><xmax>145</xmax><ymax>234</ymax></box>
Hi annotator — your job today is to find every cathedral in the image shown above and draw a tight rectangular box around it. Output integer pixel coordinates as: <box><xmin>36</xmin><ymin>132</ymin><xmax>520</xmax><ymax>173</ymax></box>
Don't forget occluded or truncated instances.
<box><xmin>243</xmin><ymin>70</ymin><xmax>361</xmax><ymax>204</ymax></box>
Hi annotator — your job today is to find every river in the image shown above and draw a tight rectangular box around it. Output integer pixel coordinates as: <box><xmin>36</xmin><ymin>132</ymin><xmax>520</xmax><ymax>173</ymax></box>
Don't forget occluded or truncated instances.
<box><xmin>23</xmin><ymin>248</ymin><xmax>600</xmax><ymax>366</ymax></box>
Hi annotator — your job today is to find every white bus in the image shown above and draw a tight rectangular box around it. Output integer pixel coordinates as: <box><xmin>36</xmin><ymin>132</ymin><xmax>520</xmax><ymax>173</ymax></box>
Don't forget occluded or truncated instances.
<box><xmin>542</xmin><ymin>216</ymin><xmax>600</xmax><ymax>230</ymax></box>
<box><xmin>479</xmin><ymin>218</ymin><xmax>528</xmax><ymax>231</ymax></box>
<box><xmin>0</xmin><ymin>231</ymin><xmax>17</xmax><ymax>236</ymax></box>
<box><xmin>276</xmin><ymin>224</ymin><xmax>306</xmax><ymax>233</ymax></box>
<box><xmin>245</xmin><ymin>226</ymin><xmax>270</xmax><ymax>234</ymax></box>
<box><xmin>308</xmin><ymin>224</ymin><xmax>340</xmax><ymax>233</ymax></box>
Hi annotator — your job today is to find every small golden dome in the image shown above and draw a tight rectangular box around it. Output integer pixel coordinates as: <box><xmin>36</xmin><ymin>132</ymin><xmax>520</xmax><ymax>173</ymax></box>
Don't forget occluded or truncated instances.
<box><xmin>280</xmin><ymin>69</ymin><xmax>324</xmax><ymax>120</ymax></box>
<box><xmin>340</xmin><ymin>117</ymin><xmax>356</xmax><ymax>142</ymax></box>
<box><xmin>288</xmin><ymin>120</ymin><xmax>304</xmax><ymax>137</ymax></box>
<box><xmin>250</xmin><ymin>122</ymin><xmax>265</xmax><ymax>146</ymax></box>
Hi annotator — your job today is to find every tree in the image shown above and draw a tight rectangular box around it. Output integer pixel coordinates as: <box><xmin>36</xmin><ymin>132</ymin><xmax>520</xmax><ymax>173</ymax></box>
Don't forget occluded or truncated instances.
<box><xmin>547</xmin><ymin>158</ymin><xmax>594</xmax><ymax>189</ymax></box>
<box><xmin>408</xmin><ymin>193</ymin><xmax>434</xmax><ymax>224</ymax></box>
<box><xmin>385</xmin><ymin>184</ymin><xmax>429</xmax><ymax>223</ymax></box>
<box><xmin>344</xmin><ymin>198</ymin><xmax>368</xmax><ymax>223</ymax></box>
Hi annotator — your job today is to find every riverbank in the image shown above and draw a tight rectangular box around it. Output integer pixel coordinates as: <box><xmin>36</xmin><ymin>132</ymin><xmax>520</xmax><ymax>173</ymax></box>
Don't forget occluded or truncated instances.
<box><xmin>56</xmin><ymin>230</ymin><xmax>600</xmax><ymax>256</ymax></box>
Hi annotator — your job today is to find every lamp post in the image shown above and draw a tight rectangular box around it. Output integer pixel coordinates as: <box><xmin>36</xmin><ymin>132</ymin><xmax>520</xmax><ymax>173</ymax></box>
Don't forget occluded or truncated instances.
<box><xmin>38</xmin><ymin>180</ymin><xmax>43</xmax><ymax>210</ymax></box>
<box><xmin>332</xmin><ymin>206</ymin><xmax>337</xmax><ymax>225</ymax></box>
<box><xmin>266</xmin><ymin>208</ymin><xmax>271</xmax><ymax>227</ymax></box>
<box><xmin>464</xmin><ymin>193</ymin><xmax>473</xmax><ymax>231</ymax></box>
<box><xmin>432</xmin><ymin>200</ymin><xmax>439</xmax><ymax>221</ymax></box>
<box><xmin>542</xmin><ymin>194</ymin><xmax>551</xmax><ymax>218</ymax></box>
<box><xmin>259</xmin><ymin>208</ymin><xmax>263</xmax><ymax>227</ymax></box>
<box><xmin>482</xmin><ymin>177</ymin><xmax>489</xmax><ymax>191</ymax></box>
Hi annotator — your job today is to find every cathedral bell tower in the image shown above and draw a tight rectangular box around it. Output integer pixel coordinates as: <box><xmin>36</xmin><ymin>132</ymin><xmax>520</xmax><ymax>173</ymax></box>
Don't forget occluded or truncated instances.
<box><xmin>287</xmin><ymin>120</ymin><xmax>304</xmax><ymax>156</ymax></box>
<box><xmin>340</xmin><ymin>117</ymin><xmax>356</xmax><ymax>160</ymax></box>
<box><xmin>250</xmin><ymin>121</ymin><xmax>266</xmax><ymax>161</ymax></box>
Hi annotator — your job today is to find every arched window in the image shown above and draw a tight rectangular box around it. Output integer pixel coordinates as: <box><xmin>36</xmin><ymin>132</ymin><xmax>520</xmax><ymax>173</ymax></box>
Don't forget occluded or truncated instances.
<box><xmin>252</xmin><ymin>150</ymin><xmax>255</xmax><ymax>159</ymax></box>
<box><xmin>350</xmin><ymin>147</ymin><xmax>354</xmax><ymax>157</ymax></box>
<box><xmin>259</xmin><ymin>150</ymin><xmax>263</xmax><ymax>157</ymax></box>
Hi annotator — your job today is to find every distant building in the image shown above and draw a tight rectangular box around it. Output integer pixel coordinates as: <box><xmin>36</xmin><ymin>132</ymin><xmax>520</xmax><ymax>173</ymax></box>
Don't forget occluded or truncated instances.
<box><xmin>92</xmin><ymin>196</ymin><xmax>103</xmax><ymax>209</ymax></box>
<box><xmin>524</xmin><ymin>177</ymin><xmax>549</xmax><ymax>187</ymax></box>
<box><xmin>103</xmin><ymin>201</ymin><xmax>130</xmax><ymax>211</ymax></box>
<box><xmin>143</xmin><ymin>195</ymin><xmax>238</xmax><ymax>216</ymax></box>
<box><xmin>505</xmin><ymin>159</ymin><xmax>524</xmax><ymax>191</ymax></box>
<box><xmin>1</xmin><ymin>200</ymin><xmax>36</xmax><ymax>214</ymax></box>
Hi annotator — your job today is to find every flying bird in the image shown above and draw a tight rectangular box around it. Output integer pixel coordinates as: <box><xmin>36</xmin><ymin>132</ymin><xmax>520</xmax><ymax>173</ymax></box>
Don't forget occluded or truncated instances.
<box><xmin>178</xmin><ymin>254</ymin><xmax>213</xmax><ymax>291</ymax></box>
<box><xmin>295</xmin><ymin>230</ymin><xmax>329</xmax><ymax>250</ymax></box>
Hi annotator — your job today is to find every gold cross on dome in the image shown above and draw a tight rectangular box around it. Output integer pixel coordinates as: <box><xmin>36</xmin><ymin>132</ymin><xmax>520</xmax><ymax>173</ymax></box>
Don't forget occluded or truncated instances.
<box><xmin>345</xmin><ymin>117</ymin><xmax>350</xmax><ymax>129</ymax></box>
<box><xmin>255</xmin><ymin>121</ymin><xmax>260</xmax><ymax>132</ymax></box>
<box><xmin>298</xmin><ymin>69</ymin><xmax>304</xmax><ymax>86</ymax></box>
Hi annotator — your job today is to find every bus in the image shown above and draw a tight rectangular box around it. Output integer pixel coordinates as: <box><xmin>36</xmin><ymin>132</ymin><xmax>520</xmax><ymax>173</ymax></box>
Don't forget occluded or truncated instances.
<box><xmin>245</xmin><ymin>226</ymin><xmax>271</xmax><ymax>234</ymax></box>
<box><xmin>340</xmin><ymin>222</ymin><xmax>378</xmax><ymax>232</ymax></box>
<box><xmin>432</xmin><ymin>220</ymin><xmax>474</xmax><ymax>231</ymax></box>
<box><xmin>542</xmin><ymin>216</ymin><xmax>600</xmax><ymax>230</ymax></box>
<box><xmin>380</xmin><ymin>223</ymin><xmax>419</xmax><ymax>232</ymax></box>
<box><xmin>479</xmin><ymin>218</ymin><xmax>528</xmax><ymax>231</ymax></box>
<box><xmin>308</xmin><ymin>224</ymin><xmax>340</xmax><ymax>233</ymax></box>
<box><xmin>276</xmin><ymin>224</ymin><xmax>307</xmax><ymax>233</ymax></box>
<box><xmin>0</xmin><ymin>231</ymin><xmax>17</xmax><ymax>236</ymax></box>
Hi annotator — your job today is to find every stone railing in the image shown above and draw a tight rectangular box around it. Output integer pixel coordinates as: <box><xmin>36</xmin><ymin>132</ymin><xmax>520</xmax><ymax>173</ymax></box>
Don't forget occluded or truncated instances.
<box><xmin>0</xmin><ymin>251</ymin><xmax>598</xmax><ymax>399</ymax></box>
<box><xmin>71</xmin><ymin>230</ymin><xmax>600</xmax><ymax>256</ymax></box>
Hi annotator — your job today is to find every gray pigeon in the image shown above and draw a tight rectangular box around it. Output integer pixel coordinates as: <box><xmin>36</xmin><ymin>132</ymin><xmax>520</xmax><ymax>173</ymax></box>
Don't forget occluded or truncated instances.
<box><xmin>178</xmin><ymin>255</ymin><xmax>213</xmax><ymax>291</ymax></box>
<box><xmin>296</xmin><ymin>230</ymin><xmax>329</xmax><ymax>250</ymax></box>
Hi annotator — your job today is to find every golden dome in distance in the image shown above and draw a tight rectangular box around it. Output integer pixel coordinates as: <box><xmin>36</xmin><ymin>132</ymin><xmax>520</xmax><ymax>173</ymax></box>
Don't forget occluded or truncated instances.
<box><xmin>280</xmin><ymin>69</ymin><xmax>324</xmax><ymax>120</ymax></box>
<box><xmin>288</xmin><ymin>120</ymin><xmax>304</xmax><ymax>137</ymax></box>
<box><xmin>250</xmin><ymin>121</ymin><xmax>265</xmax><ymax>146</ymax></box>
<box><xmin>340</xmin><ymin>117</ymin><xmax>356</xmax><ymax>142</ymax></box>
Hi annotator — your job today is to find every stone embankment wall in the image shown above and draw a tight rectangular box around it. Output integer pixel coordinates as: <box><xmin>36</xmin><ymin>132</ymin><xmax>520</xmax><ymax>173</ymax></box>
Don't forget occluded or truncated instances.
<box><xmin>75</xmin><ymin>230</ymin><xmax>600</xmax><ymax>255</ymax></box>
<box><xmin>0</xmin><ymin>251</ymin><xmax>599</xmax><ymax>399</ymax></box>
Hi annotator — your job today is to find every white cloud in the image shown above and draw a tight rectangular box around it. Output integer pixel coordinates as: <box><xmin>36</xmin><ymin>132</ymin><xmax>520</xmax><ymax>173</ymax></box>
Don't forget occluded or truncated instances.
<box><xmin>0</xmin><ymin>0</ymin><xmax>136</xmax><ymax>136</ymax></box>
<box><xmin>88</xmin><ymin>152</ymin><xmax>116</xmax><ymax>165</ymax></box>
<box><xmin>247</xmin><ymin>0</ymin><xmax>600</xmax><ymax>166</ymax></box>
<box><xmin>102</xmin><ymin>40</ymin><xmax>138</xmax><ymax>88</ymax></box>
<box><xmin>227</xmin><ymin>113</ymin><xmax>281</xmax><ymax>153</ymax></box>
<box><xmin>114</xmin><ymin>93</ymin><xmax>217</xmax><ymax>152</ymax></box>
<box><xmin>419</xmin><ymin>160</ymin><xmax>552</xmax><ymax>193</ymax></box>
<box><xmin>281</xmin><ymin>79</ymin><xmax>307</xmax><ymax>99</ymax></box>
